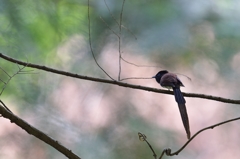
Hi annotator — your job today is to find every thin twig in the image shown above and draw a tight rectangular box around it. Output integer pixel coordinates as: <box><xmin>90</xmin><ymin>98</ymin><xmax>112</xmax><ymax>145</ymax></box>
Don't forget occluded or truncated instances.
<box><xmin>121</xmin><ymin>25</ymin><xmax>137</xmax><ymax>40</ymax></box>
<box><xmin>174</xmin><ymin>72</ymin><xmax>192</xmax><ymax>81</ymax></box>
<box><xmin>103</xmin><ymin>0</ymin><xmax>137</xmax><ymax>40</ymax></box>
<box><xmin>99</xmin><ymin>16</ymin><xmax>120</xmax><ymax>38</ymax></box>
<box><xmin>0</xmin><ymin>78</ymin><xmax>6</xmax><ymax>84</ymax></box>
<box><xmin>118</xmin><ymin>0</ymin><xmax>126</xmax><ymax>81</ymax></box>
<box><xmin>0</xmin><ymin>66</ymin><xmax>11</xmax><ymax>77</ymax></box>
<box><xmin>0</xmin><ymin>63</ymin><xmax>28</xmax><ymax>96</ymax></box>
<box><xmin>103</xmin><ymin>0</ymin><xmax>120</xmax><ymax>26</ymax></box>
<box><xmin>120</xmin><ymin>77</ymin><xmax>152</xmax><ymax>81</ymax></box>
<box><xmin>0</xmin><ymin>104</ymin><xmax>81</xmax><ymax>159</ymax></box>
<box><xmin>103</xmin><ymin>0</ymin><xmax>136</xmax><ymax>80</ymax></box>
<box><xmin>121</xmin><ymin>57</ymin><xmax>162</xmax><ymax>68</ymax></box>
<box><xmin>138</xmin><ymin>132</ymin><xmax>157</xmax><ymax>159</ymax></box>
<box><xmin>146</xmin><ymin>140</ymin><xmax>157</xmax><ymax>159</ymax></box>
<box><xmin>87</xmin><ymin>0</ymin><xmax>114</xmax><ymax>80</ymax></box>
<box><xmin>0</xmin><ymin>53</ymin><xmax>240</xmax><ymax>105</ymax></box>
<box><xmin>159</xmin><ymin>116</ymin><xmax>240</xmax><ymax>159</ymax></box>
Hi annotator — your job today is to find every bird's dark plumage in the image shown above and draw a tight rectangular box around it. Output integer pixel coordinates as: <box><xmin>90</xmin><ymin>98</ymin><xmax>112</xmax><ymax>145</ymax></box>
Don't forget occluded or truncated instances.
<box><xmin>153</xmin><ymin>70</ymin><xmax>191</xmax><ymax>139</ymax></box>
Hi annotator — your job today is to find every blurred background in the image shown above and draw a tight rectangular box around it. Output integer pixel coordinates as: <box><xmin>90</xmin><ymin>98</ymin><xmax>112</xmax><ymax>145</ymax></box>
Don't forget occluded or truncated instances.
<box><xmin>0</xmin><ymin>0</ymin><xmax>240</xmax><ymax>159</ymax></box>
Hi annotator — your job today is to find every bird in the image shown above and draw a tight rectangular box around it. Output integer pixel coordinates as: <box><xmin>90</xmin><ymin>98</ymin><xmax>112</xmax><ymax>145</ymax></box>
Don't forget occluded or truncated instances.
<box><xmin>152</xmin><ymin>70</ymin><xmax>191</xmax><ymax>139</ymax></box>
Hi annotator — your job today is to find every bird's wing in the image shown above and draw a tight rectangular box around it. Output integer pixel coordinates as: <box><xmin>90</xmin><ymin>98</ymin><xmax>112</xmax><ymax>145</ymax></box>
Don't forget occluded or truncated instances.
<box><xmin>160</xmin><ymin>73</ymin><xmax>179</xmax><ymax>88</ymax></box>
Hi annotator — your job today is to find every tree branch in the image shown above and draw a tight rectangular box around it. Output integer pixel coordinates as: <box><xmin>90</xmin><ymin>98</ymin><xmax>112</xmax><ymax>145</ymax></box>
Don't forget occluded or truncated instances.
<box><xmin>117</xmin><ymin>0</ymin><xmax>126</xmax><ymax>81</ymax></box>
<box><xmin>87</xmin><ymin>0</ymin><xmax>114</xmax><ymax>80</ymax></box>
<box><xmin>159</xmin><ymin>116</ymin><xmax>240</xmax><ymax>159</ymax></box>
<box><xmin>0</xmin><ymin>53</ymin><xmax>240</xmax><ymax>105</ymax></box>
<box><xmin>0</xmin><ymin>103</ymin><xmax>81</xmax><ymax>159</ymax></box>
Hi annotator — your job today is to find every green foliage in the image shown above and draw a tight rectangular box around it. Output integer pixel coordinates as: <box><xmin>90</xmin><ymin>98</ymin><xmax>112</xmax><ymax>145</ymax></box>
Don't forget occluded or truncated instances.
<box><xmin>0</xmin><ymin>0</ymin><xmax>88</xmax><ymax>57</ymax></box>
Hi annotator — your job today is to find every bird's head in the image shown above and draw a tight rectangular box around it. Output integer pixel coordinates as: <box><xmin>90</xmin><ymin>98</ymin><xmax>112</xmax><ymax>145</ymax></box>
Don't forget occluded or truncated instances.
<box><xmin>152</xmin><ymin>70</ymin><xmax>169</xmax><ymax>83</ymax></box>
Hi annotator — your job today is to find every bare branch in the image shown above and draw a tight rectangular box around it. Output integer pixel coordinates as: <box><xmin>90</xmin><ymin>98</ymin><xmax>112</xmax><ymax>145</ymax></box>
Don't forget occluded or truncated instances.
<box><xmin>174</xmin><ymin>72</ymin><xmax>192</xmax><ymax>81</ymax></box>
<box><xmin>87</xmin><ymin>0</ymin><xmax>114</xmax><ymax>80</ymax></box>
<box><xmin>0</xmin><ymin>100</ymin><xmax>12</xmax><ymax>113</ymax></box>
<box><xmin>103</xmin><ymin>0</ymin><xmax>120</xmax><ymax>26</ymax></box>
<box><xmin>120</xmin><ymin>77</ymin><xmax>152</xmax><ymax>81</ymax></box>
<box><xmin>0</xmin><ymin>63</ymin><xmax>29</xmax><ymax>96</ymax></box>
<box><xmin>0</xmin><ymin>102</ymin><xmax>81</xmax><ymax>159</ymax></box>
<box><xmin>0</xmin><ymin>78</ymin><xmax>6</xmax><ymax>84</ymax></box>
<box><xmin>99</xmin><ymin>16</ymin><xmax>120</xmax><ymax>38</ymax></box>
<box><xmin>121</xmin><ymin>57</ymin><xmax>162</xmax><ymax>68</ymax></box>
<box><xmin>103</xmin><ymin>0</ymin><xmax>137</xmax><ymax>40</ymax></box>
<box><xmin>138</xmin><ymin>132</ymin><xmax>157</xmax><ymax>159</ymax></box>
<box><xmin>121</xmin><ymin>25</ymin><xmax>137</xmax><ymax>40</ymax></box>
<box><xmin>103</xmin><ymin>0</ymin><xmax>137</xmax><ymax>80</ymax></box>
<box><xmin>118</xmin><ymin>0</ymin><xmax>126</xmax><ymax>81</ymax></box>
<box><xmin>159</xmin><ymin>116</ymin><xmax>240</xmax><ymax>159</ymax></box>
<box><xmin>0</xmin><ymin>66</ymin><xmax>11</xmax><ymax>78</ymax></box>
<box><xmin>0</xmin><ymin>53</ymin><xmax>240</xmax><ymax>105</ymax></box>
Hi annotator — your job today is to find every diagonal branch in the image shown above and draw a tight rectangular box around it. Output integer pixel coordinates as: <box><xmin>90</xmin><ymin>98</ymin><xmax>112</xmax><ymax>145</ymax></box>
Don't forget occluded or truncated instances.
<box><xmin>0</xmin><ymin>64</ymin><xmax>28</xmax><ymax>97</ymax></box>
<box><xmin>138</xmin><ymin>132</ymin><xmax>157</xmax><ymax>159</ymax></box>
<box><xmin>103</xmin><ymin>0</ymin><xmax>120</xmax><ymax>26</ymax></box>
<box><xmin>0</xmin><ymin>53</ymin><xmax>240</xmax><ymax>105</ymax></box>
<box><xmin>159</xmin><ymin>116</ymin><xmax>240</xmax><ymax>159</ymax></box>
<box><xmin>121</xmin><ymin>57</ymin><xmax>161</xmax><ymax>68</ymax></box>
<box><xmin>0</xmin><ymin>103</ymin><xmax>81</xmax><ymax>159</ymax></box>
<box><xmin>87</xmin><ymin>0</ymin><xmax>114</xmax><ymax>80</ymax></box>
<box><xmin>0</xmin><ymin>100</ymin><xmax>12</xmax><ymax>114</ymax></box>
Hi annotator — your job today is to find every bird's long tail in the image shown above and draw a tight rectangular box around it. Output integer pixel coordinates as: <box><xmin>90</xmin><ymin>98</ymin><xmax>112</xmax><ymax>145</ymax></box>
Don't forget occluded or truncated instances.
<box><xmin>173</xmin><ymin>88</ymin><xmax>191</xmax><ymax>139</ymax></box>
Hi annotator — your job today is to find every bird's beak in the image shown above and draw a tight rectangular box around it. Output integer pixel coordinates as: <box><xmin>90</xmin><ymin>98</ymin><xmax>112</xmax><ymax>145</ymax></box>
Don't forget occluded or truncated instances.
<box><xmin>152</xmin><ymin>76</ymin><xmax>155</xmax><ymax>78</ymax></box>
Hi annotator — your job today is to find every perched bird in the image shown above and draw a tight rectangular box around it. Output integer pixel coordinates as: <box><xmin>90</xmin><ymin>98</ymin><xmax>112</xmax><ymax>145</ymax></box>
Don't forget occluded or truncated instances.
<box><xmin>153</xmin><ymin>70</ymin><xmax>191</xmax><ymax>139</ymax></box>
